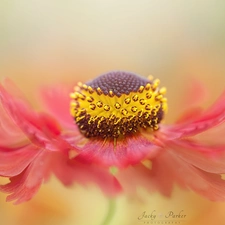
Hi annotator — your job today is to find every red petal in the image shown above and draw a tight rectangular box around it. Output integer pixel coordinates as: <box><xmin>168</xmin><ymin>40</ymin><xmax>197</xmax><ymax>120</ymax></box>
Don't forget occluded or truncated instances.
<box><xmin>0</xmin><ymin>144</ymin><xmax>40</xmax><ymax>177</ymax></box>
<box><xmin>39</xmin><ymin>85</ymin><xmax>76</xmax><ymax>129</ymax></box>
<box><xmin>116</xmin><ymin>161</ymin><xmax>173</xmax><ymax>196</ymax></box>
<box><xmin>117</xmin><ymin>140</ymin><xmax>225</xmax><ymax>201</ymax></box>
<box><xmin>175</xmin><ymin>107</ymin><xmax>203</xmax><ymax>124</ymax></box>
<box><xmin>0</xmin><ymin>99</ymin><xmax>25</xmax><ymax>146</ymax></box>
<box><xmin>153</xmin><ymin>150</ymin><xmax>225</xmax><ymax>201</ymax></box>
<box><xmin>74</xmin><ymin>133</ymin><xmax>159</xmax><ymax>168</ymax></box>
<box><xmin>167</xmin><ymin>139</ymin><xmax>225</xmax><ymax>174</ymax></box>
<box><xmin>52</xmin><ymin>154</ymin><xmax>122</xmax><ymax>197</ymax></box>
<box><xmin>0</xmin><ymin>83</ymin><xmax>73</xmax><ymax>153</ymax></box>
<box><xmin>0</xmin><ymin>169</ymin><xmax>42</xmax><ymax>204</ymax></box>
<box><xmin>182</xmin><ymin>78</ymin><xmax>208</xmax><ymax>109</ymax></box>
<box><xmin>0</xmin><ymin>150</ymin><xmax>52</xmax><ymax>204</ymax></box>
<box><xmin>166</xmin><ymin>90</ymin><xmax>225</xmax><ymax>138</ymax></box>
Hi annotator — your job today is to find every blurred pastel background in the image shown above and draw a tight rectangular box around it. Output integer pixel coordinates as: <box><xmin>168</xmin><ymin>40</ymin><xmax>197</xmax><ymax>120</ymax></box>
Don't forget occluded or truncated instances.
<box><xmin>0</xmin><ymin>1</ymin><xmax>225</xmax><ymax>225</ymax></box>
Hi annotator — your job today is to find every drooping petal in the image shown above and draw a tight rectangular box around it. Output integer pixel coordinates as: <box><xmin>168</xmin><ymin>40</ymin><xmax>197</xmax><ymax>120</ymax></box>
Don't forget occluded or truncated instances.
<box><xmin>152</xmin><ymin>150</ymin><xmax>225</xmax><ymax>201</ymax></box>
<box><xmin>73</xmin><ymin>132</ymin><xmax>159</xmax><ymax>168</ymax></box>
<box><xmin>173</xmin><ymin>79</ymin><xmax>207</xmax><ymax>123</ymax></box>
<box><xmin>175</xmin><ymin>107</ymin><xmax>203</xmax><ymax>124</ymax></box>
<box><xmin>164</xmin><ymin>90</ymin><xmax>225</xmax><ymax>138</ymax></box>
<box><xmin>39</xmin><ymin>84</ymin><xmax>76</xmax><ymax>129</ymax></box>
<box><xmin>0</xmin><ymin>169</ymin><xmax>42</xmax><ymax>204</ymax></box>
<box><xmin>52</xmin><ymin>153</ymin><xmax>122</xmax><ymax>197</ymax></box>
<box><xmin>0</xmin><ymin>83</ymin><xmax>74</xmax><ymax>153</ymax></box>
<box><xmin>116</xmin><ymin>160</ymin><xmax>174</xmax><ymax>197</ymax></box>
<box><xmin>0</xmin><ymin>144</ymin><xmax>40</xmax><ymax>177</ymax></box>
<box><xmin>195</xmin><ymin>122</ymin><xmax>225</xmax><ymax>145</ymax></box>
<box><xmin>167</xmin><ymin>139</ymin><xmax>225</xmax><ymax>174</ymax></box>
<box><xmin>0</xmin><ymin>100</ymin><xmax>25</xmax><ymax>146</ymax></box>
<box><xmin>0</xmin><ymin>150</ymin><xmax>52</xmax><ymax>204</ymax></box>
<box><xmin>117</xmin><ymin>139</ymin><xmax>225</xmax><ymax>201</ymax></box>
<box><xmin>182</xmin><ymin>78</ymin><xmax>208</xmax><ymax>109</ymax></box>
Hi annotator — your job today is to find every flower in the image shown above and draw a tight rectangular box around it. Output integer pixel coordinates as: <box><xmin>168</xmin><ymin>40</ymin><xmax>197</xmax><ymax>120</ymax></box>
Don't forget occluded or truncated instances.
<box><xmin>69</xmin><ymin>71</ymin><xmax>167</xmax><ymax>167</ymax></box>
<box><xmin>0</xmin><ymin>71</ymin><xmax>225</xmax><ymax>203</ymax></box>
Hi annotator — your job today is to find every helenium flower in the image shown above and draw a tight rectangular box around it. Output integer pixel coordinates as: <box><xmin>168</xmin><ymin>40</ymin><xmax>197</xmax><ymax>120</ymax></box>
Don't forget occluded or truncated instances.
<box><xmin>0</xmin><ymin>71</ymin><xmax>225</xmax><ymax>204</ymax></box>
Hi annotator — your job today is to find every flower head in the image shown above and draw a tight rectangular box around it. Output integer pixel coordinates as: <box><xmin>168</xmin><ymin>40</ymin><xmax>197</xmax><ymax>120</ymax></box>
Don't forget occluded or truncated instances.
<box><xmin>68</xmin><ymin>71</ymin><xmax>168</xmax><ymax>167</ymax></box>
<box><xmin>70</xmin><ymin>71</ymin><xmax>167</xmax><ymax>139</ymax></box>
<box><xmin>0</xmin><ymin>71</ymin><xmax>225</xmax><ymax>203</ymax></box>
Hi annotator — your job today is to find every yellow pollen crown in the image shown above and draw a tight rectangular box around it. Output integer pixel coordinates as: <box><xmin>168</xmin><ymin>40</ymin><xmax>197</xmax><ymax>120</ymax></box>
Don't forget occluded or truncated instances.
<box><xmin>70</xmin><ymin>72</ymin><xmax>168</xmax><ymax>139</ymax></box>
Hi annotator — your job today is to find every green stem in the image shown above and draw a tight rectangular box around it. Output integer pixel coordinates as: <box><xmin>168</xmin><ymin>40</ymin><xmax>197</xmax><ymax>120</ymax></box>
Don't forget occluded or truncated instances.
<box><xmin>100</xmin><ymin>198</ymin><xmax>116</xmax><ymax>225</ymax></box>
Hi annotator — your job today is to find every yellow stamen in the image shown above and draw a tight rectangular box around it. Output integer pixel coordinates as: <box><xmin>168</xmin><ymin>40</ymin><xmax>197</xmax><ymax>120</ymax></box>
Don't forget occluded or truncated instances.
<box><xmin>70</xmin><ymin>75</ymin><xmax>168</xmax><ymax>139</ymax></box>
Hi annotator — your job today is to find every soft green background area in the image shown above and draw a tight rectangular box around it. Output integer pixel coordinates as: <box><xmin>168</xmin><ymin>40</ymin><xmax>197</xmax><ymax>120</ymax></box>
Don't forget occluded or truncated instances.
<box><xmin>0</xmin><ymin>1</ymin><xmax>225</xmax><ymax>225</ymax></box>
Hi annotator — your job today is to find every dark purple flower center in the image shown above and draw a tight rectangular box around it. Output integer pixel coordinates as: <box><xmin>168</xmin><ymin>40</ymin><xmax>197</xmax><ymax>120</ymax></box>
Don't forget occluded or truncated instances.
<box><xmin>70</xmin><ymin>71</ymin><xmax>168</xmax><ymax>139</ymax></box>
<box><xmin>86</xmin><ymin>71</ymin><xmax>150</xmax><ymax>97</ymax></box>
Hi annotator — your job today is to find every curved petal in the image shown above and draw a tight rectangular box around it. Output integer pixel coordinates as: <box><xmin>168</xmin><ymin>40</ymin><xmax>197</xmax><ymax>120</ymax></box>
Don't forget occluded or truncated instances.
<box><xmin>39</xmin><ymin>84</ymin><xmax>76</xmax><ymax>129</ymax></box>
<box><xmin>116</xmin><ymin>161</ymin><xmax>173</xmax><ymax>197</ymax></box>
<box><xmin>164</xmin><ymin>90</ymin><xmax>225</xmax><ymax>138</ymax></box>
<box><xmin>52</xmin><ymin>154</ymin><xmax>122</xmax><ymax>197</ymax></box>
<box><xmin>167</xmin><ymin>139</ymin><xmax>225</xmax><ymax>174</ymax></box>
<box><xmin>0</xmin><ymin>144</ymin><xmax>40</xmax><ymax>177</ymax></box>
<box><xmin>0</xmin><ymin>100</ymin><xmax>25</xmax><ymax>146</ymax></box>
<box><xmin>117</xmin><ymin>143</ymin><xmax>225</xmax><ymax>201</ymax></box>
<box><xmin>0</xmin><ymin>146</ymin><xmax>122</xmax><ymax>204</ymax></box>
<box><xmin>163</xmin><ymin>149</ymin><xmax>225</xmax><ymax>201</ymax></box>
<box><xmin>184</xmin><ymin>78</ymin><xmax>208</xmax><ymax>106</ymax></box>
<box><xmin>0</xmin><ymin>169</ymin><xmax>42</xmax><ymax>204</ymax></box>
<box><xmin>74</xmin><ymin>132</ymin><xmax>160</xmax><ymax>168</ymax></box>
<box><xmin>175</xmin><ymin>107</ymin><xmax>203</xmax><ymax>124</ymax></box>
<box><xmin>0</xmin><ymin>150</ymin><xmax>52</xmax><ymax>204</ymax></box>
<box><xmin>0</xmin><ymin>83</ymin><xmax>73</xmax><ymax>153</ymax></box>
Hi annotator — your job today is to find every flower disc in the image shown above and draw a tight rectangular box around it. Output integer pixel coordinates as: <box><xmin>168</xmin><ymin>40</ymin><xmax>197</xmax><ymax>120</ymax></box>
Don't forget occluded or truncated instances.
<box><xmin>70</xmin><ymin>71</ymin><xmax>167</xmax><ymax>139</ymax></box>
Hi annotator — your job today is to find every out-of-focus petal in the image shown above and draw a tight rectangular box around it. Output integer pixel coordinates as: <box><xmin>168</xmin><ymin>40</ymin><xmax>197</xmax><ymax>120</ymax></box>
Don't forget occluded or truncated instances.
<box><xmin>153</xmin><ymin>150</ymin><xmax>225</xmax><ymax>201</ymax></box>
<box><xmin>0</xmin><ymin>83</ymin><xmax>74</xmax><ymax>153</ymax></box>
<box><xmin>182</xmin><ymin>78</ymin><xmax>208</xmax><ymax>108</ymax></box>
<box><xmin>195</xmin><ymin>122</ymin><xmax>225</xmax><ymax>145</ymax></box>
<box><xmin>167</xmin><ymin>139</ymin><xmax>225</xmax><ymax>174</ymax></box>
<box><xmin>39</xmin><ymin>85</ymin><xmax>76</xmax><ymax>129</ymax></box>
<box><xmin>0</xmin><ymin>100</ymin><xmax>25</xmax><ymax>146</ymax></box>
<box><xmin>0</xmin><ymin>145</ymin><xmax>40</xmax><ymax>177</ymax></box>
<box><xmin>74</xmin><ymin>132</ymin><xmax>159</xmax><ymax>168</ymax></box>
<box><xmin>175</xmin><ymin>107</ymin><xmax>203</xmax><ymax>124</ymax></box>
<box><xmin>117</xmin><ymin>140</ymin><xmax>225</xmax><ymax>201</ymax></box>
<box><xmin>116</xmin><ymin>160</ymin><xmax>174</xmax><ymax>197</ymax></box>
<box><xmin>172</xmin><ymin>79</ymin><xmax>207</xmax><ymax>123</ymax></box>
<box><xmin>0</xmin><ymin>150</ymin><xmax>52</xmax><ymax>204</ymax></box>
<box><xmin>164</xmin><ymin>90</ymin><xmax>225</xmax><ymax>138</ymax></box>
<box><xmin>52</xmin><ymin>153</ymin><xmax>122</xmax><ymax>197</ymax></box>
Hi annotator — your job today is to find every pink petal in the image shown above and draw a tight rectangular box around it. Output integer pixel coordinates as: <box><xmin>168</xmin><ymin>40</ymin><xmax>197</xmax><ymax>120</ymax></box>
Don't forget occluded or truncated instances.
<box><xmin>52</xmin><ymin>154</ymin><xmax>122</xmax><ymax>197</ymax></box>
<box><xmin>117</xmin><ymin>142</ymin><xmax>225</xmax><ymax>201</ymax></box>
<box><xmin>74</xmin><ymin>132</ymin><xmax>159</xmax><ymax>168</ymax></box>
<box><xmin>171</xmin><ymin>79</ymin><xmax>207</xmax><ymax>124</ymax></box>
<box><xmin>167</xmin><ymin>139</ymin><xmax>225</xmax><ymax>174</ymax></box>
<box><xmin>182</xmin><ymin>78</ymin><xmax>208</xmax><ymax>109</ymax></box>
<box><xmin>165</xmin><ymin>90</ymin><xmax>225</xmax><ymax>138</ymax></box>
<box><xmin>175</xmin><ymin>107</ymin><xmax>203</xmax><ymax>124</ymax></box>
<box><xmin>0</xmin><ymin>83</ymin><xmax>73</xmax><ymax>153</ymax></box>
<box><xmin>0</xmin><ymin>144</ymin><xmax>40</xmax><ymax>177</ymax></box>
<box><xmin>0</xmin><ymin>100</ymin><xmax>25</xmax><ymax>146</ymax></box>
<box><xmin>0</xmin><ymin>169</ymin><xmax>42</xmax><ymax>204</ymax></box>
<box><xmin>116</xmin><ymin>161</ymin><xmax>174</xmax><ymax>196</ymax></box>
<box><xmin>146</xmin><ymin>150</ymin><xmax>225</xmax><ymax>201</ymax></box>
<box><xmin>39</xmin><ymin>85</ymin><xmax>76</xmax><ymax>129</ymax></box>
<box><xmin>165</xmin><ymin>149</ymin><xmax>225</xmax><ymax>201</ymax></box>
<box><xmin>0</xmin><ymin>150</ymin><xmax>52</xmax><ymax>204</ymax></box>
<box><xmin>195</xmin><ymin>122</ymin><xmax>225</xmax><ymax>145</ymax></box>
